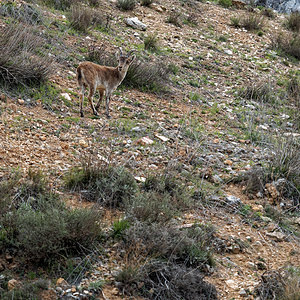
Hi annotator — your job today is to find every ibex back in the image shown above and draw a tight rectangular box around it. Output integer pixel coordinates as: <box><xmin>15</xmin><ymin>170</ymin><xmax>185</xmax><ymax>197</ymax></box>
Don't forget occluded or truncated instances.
<box><xmin>76</xmin><ymin>48</ymin><xmax>135</xmax><ymax>118</ymax></box>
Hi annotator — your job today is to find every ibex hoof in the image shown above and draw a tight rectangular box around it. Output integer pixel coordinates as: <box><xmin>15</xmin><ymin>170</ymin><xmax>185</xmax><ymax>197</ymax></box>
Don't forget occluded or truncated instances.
<box><xmin>80</xmin><ymin>112</ymin><xmax>84</xmax><ymax>118</ymax></box>
<box><xmin>106</xmin><ymin>114</ymin><xmax>111</xmax><ymax>119</ymax></box>
<box><xmin>95</xmin><ymin>105</ymin><xmax>100</xmax><ymax>112</ymax></box>
<box><xmin>93</xmin><ymin>111</ymin><xmax>99</xmax><ymax>116</ymax></box>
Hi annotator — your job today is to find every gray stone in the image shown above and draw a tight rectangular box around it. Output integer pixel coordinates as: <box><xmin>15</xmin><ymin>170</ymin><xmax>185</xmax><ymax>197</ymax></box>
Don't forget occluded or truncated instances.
<box><xmin>124</xmin><ymin>17</ymin><xmax>147</xmax><ymax>31</ymax></box>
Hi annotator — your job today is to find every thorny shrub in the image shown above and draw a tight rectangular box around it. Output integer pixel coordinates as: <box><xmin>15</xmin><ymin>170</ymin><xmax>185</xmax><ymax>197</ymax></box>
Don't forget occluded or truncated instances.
<box><xmin>0</xmin><ymin>24</ymin><xmax>53</xmax><ymax>86</ymax></box>
<box><xmin>140</xmin><ymin>0</ymin><xmax>153</xmax><ymax>6</ymax></box>
<box><xmin>123</xmin><ymin>222</ymin><xmax>216</xmax><ymax>270</ymax></box>
<box><xmin>167</xmin><ymin>11</ymin><xmax>182</xmax><ymax>27</ymax></box>
<box><xmin>117</xmin><ymin>260</ymin><xmax>218</xmax><ymax>299</ymax></box>
<box><xmin>143</xmin><ymin>34</ymin><xmax>159</xmax><ymax>52</ymax></box>
<box><xmin>218</xmin><ymin>0</ymin><xmax>232</xmax><ymax>8</ymax></box>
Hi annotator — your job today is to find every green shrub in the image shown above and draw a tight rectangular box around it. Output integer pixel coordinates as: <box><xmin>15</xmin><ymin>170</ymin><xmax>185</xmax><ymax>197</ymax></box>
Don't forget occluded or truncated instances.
<box><xmin>218</xmin><ymin>0</ymin><xmax>232</xmax><ymax>8</ymax></box>
<box><xmin>0</xmin><ymin>24</ymin><xmax>53</xmax><ymax>86</ymax></box>
<box><xmin>144</xmin><ymin>34</ymin><xmax>159</xmax><ymax>52</ymax></box>
<box><xmin>117</xmin><ymin>0</ymin><xmax>136</xmax><ymax>10</ymax></box>
<box><xmin>0</xmin><ymin>171</ymin><xmax>102</xmax><ymax>264</ymax></box>
<box><xmin>285</xmin><ymin>11</ymin><xmax>300</xmax><ymax>32</ymax></box>
<box><xmin>112</xmin><ymin>218</ymin><xmax>131</xmax><ymax>238</ymax></box>
<box><xmin>230</xmin><ymin>16</ymin><xmax>241</xmax><ymax>27</ymax></box>
<box><xmin>65</xmin><ymin>161</ymin><xmax>137</xmax><ymax>208</ymax></box>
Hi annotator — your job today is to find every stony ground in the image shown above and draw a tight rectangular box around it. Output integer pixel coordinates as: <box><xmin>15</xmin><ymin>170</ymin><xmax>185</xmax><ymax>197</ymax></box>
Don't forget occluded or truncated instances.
<box><xmin>0</xmin><ymin>0</ymin><xmax>300</xmax><ymax>299</ymax></box>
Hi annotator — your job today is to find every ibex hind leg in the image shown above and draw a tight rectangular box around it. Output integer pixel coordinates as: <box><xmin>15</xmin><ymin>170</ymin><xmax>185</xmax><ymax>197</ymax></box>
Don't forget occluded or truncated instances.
<box><xmin>80</xmin><ymin>86</ymin><xmax>85</xmax><ymax>117</ymax></box>
<box><xmin>95</xmin><ymin>88</ymin><xmax>104</xmax><ymax>112</ymax></box>
<box><xmin>88</xmin><ymin>86</ymin><xmax>98</xmax><ymax>116</ymax></box>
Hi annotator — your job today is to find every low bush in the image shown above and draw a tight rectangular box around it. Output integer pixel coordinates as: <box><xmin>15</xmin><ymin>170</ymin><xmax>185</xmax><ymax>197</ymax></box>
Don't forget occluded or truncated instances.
<box><xmin>285</xmin><ymin>11</ymin><xmax>300</xmax><ymax>32</ymax></box>
<box><xmin>0</xmin><ymin>170</ymin><xmax>102</xmax><ymax>264</ymax></box>
<box><xmin>65</xmin><ymin>160</ymin><xmax>137</xmax><ymax>208</ymax></box>
<box><xmin>117</xmin><ymin>260</ymin><xmax>218</xmax><ymax>299</ymax></box>
<box><xmin>0</xmin><ymin>24</ymin><xmax>53</xmax><ymax>86</ymax></box>
<box><xmin>123</xmin><ymin>222</ymin><xmax>216</xmax><ymax>270</ymax></box>
<box><xmin>241</xmin><ymin>13</ymin><xmax>265</xmax><ymax>31</ymax></box>
<box><xmin>271</xmin><ymin>32</ymin><xmax>300</xmax><ymax>60</ymax></box>
<box><xmin>117</xmin><ymin>0</ymin><xmax>136</xmax><ymax>10</ymax></box>
<box><xmin>143</xmin><ymin>34</ymin><xmax>159</xmax><ymax>52</ymax></box>
<box><xmin>126</xmin><ymin>191</ymin><xmax>180</xmax><ymax>223</ymax></box>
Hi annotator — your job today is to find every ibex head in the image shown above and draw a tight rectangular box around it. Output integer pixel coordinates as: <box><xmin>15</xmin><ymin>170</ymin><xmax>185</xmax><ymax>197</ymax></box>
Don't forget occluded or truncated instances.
<box><xmin>116</xmin><ymin>47</ymin><xmax>136</xmax><ymax>72</ymax></box>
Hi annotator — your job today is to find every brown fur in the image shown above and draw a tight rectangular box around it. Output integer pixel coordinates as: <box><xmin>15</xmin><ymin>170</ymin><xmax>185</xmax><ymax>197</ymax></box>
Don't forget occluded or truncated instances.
<box><xmin>76</xmin><ymin>49</ymin><xmax>135</xmax><ymax>118</ymax></box>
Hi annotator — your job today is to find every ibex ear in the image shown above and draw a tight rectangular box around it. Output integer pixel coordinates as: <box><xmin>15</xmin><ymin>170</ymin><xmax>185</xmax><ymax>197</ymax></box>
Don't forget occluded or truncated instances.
<box><xmin>127</xmin><ymin>54</ymin><xmax>136</xmax><ymax>64</ymax></box>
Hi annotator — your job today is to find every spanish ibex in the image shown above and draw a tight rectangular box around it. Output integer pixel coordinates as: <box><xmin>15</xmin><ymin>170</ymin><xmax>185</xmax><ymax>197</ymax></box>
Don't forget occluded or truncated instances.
<box><xmin>76</xmin><ymin>47</ymin><xmax>135</xmax><ymax>118</ymax></box>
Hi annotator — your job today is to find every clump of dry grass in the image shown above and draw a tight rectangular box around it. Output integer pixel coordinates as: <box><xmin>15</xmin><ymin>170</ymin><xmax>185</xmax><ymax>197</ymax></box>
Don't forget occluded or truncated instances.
<box><xmin>0</xmin><ymin>24</ymin><xmax>53</xmax><ymax>86</ymax></box>
<box><xmin>271</xmin><ymin>32</ymin><xmax>300</xmax><ymax>60</ymax></box>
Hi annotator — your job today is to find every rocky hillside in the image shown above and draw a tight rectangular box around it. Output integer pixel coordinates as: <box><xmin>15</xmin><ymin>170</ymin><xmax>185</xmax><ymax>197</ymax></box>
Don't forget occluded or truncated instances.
<box><xmin>255</xmin><ymin>0</ymin><xmax>300</xmax><ymax>13</ymax></box>
<box><xmin>0</xmin><ymin>0</ymin><xmax>300</xmax><ymax>299</ymax></box>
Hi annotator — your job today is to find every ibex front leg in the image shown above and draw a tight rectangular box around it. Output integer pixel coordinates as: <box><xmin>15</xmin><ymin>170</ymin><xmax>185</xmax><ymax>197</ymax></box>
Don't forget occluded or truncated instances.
<box><xmin>95</xmin><ymin>88</ymin><xmax>104</xmax><ymax>112</ymax></box>
<box><xmin>88</xmin><ymin>85</ymin><xmax>98</xmax><ymax>116</ymax></box>
<box><xmin>105</xmin><ymin>92</ymin><xmax>112</xmax><ymax>119</ymax></box>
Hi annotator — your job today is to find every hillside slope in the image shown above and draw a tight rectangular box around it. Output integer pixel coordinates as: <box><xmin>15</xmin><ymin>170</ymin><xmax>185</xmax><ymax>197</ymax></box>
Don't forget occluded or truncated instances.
<box><xmin>0</xmin><ymin>0</ymin><xmax>299</xmax><ymax>299</ymax></box>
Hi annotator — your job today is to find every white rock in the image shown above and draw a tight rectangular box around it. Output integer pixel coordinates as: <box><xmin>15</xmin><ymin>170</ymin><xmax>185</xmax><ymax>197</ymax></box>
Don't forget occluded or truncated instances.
<box><xmin>61</xmin><ymin>93</ymin><xmax>71</xmax><ymax>101</ymax></box>
<box><xmin>124</xmin><ymin>17</ymin><xmax>147</xmax><ymax>31</ymax></box>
